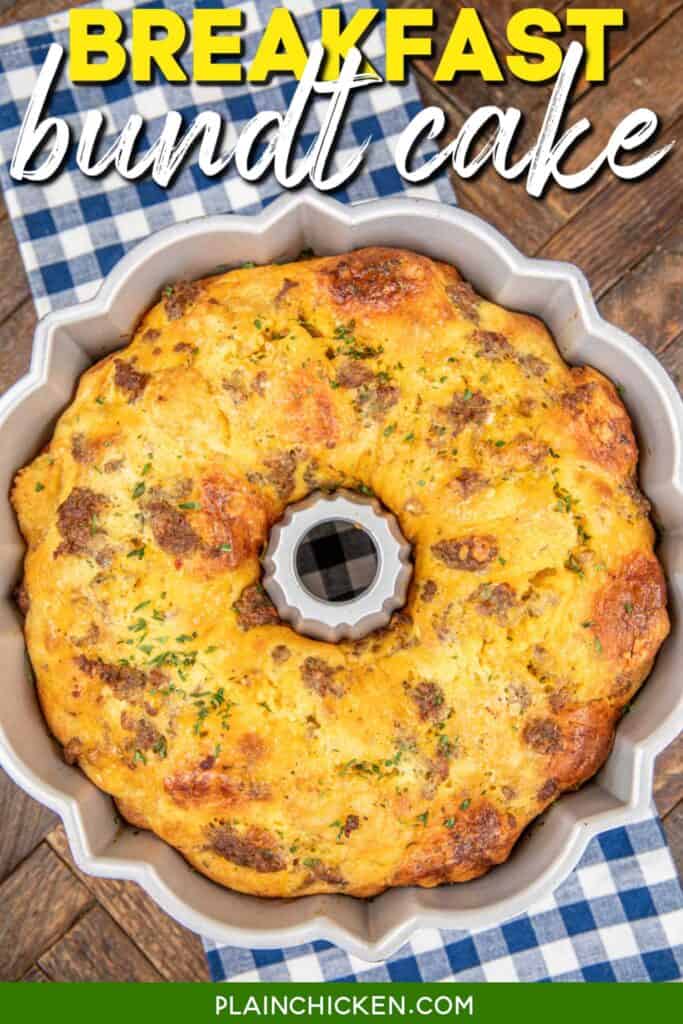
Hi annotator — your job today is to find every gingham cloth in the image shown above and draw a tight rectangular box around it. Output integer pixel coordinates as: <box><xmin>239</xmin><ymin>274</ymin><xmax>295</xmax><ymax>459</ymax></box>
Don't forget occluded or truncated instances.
<box><xmin>295</xmin><ymin>517</ymin><xmax>379</xmax><ymax>602</ymax></box>
<box><xmin>0</xmin><ymin>0</ymin><xmax>452</xmax><ymax>316</ymax></box>
<box><xmin>0</xmin><ymin>0</ymin><xmax>681</xmax><ymax>985</ymax></box>
<box><xmin>205</xmin><ymin>819</ymin><xmax>683</xmax><ymax>982</ymax></box>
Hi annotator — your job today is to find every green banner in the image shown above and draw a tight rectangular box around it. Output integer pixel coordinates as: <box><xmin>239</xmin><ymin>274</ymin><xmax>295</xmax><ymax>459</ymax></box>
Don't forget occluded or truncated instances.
<box><xmin>0</xmin><ymin>981</ymin><xmax>678</xmax><ymax>1020</ymax></box>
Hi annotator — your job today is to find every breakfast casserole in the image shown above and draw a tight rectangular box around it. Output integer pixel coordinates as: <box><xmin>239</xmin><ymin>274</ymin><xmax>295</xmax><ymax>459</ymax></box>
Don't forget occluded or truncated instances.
<box><xmin>12</xmin><ymin>247</ymin><xmax>669</xmax><ymax>897</ymax></box>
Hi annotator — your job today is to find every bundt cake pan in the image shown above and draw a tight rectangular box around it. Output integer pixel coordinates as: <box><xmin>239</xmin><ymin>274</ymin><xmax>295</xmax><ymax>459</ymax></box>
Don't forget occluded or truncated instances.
<box><xmin>0</xmin><ymin>192</ymin><xmax>681</xmax><ymax>962</ymax></box>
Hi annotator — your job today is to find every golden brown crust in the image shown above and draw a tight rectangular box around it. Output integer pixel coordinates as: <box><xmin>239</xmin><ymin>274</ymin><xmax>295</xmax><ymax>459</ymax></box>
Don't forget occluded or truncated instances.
<box><xmin>391</xmin><ymin>801</ymin><xmax>519</xmax><ymax>887</ymax></box>
<box><xmin>320</xmin><ymin>246</ymin><xmax>436</xmax><ymax>315</ymax></box>
<box><xmin>557</xmin><ymin>366</ymin><xmax>637</xmax><ymax>478</ymax></box>
<box><xmin>591</xmin><ymin>552</ymin><xmax>669</xmax><ymax>671</ymax></box>
<box><xmin>12</xmin><ymin>247</ymin><xmax>668</xmax><ymax>898</ymax></box>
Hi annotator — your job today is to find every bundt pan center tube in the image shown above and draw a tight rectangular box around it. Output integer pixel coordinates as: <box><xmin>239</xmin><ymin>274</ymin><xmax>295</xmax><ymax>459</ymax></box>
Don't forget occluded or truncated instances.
<box><xmin>0</xmin><ymin>193</ymin><xmax>681</xmax><ymax>961</ymax></box>
<box><xmin>262</xmin><ymin>489</ymin><xmax>413</xmax><ymax>642</ymax></box>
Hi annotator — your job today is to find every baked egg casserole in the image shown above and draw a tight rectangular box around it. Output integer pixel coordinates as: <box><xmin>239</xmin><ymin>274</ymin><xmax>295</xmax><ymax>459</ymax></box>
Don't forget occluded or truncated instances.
<box><xmin>12</xmin><ymin>247</ymin><xmax>669</xmax><ymax>897</ymax></box>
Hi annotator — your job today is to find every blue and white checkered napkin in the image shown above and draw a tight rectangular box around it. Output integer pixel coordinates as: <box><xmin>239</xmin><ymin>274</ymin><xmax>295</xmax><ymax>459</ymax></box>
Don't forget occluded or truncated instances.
<box><xmin>205</xmin><ymin>819</ymin><xmax>683</xmax><ymax>982</ymax></box>
<box><xmin>0</xmin><ymin>0</ymin><xmax>681</xmax><ymax>985</ymax></box>
<box><xmin>0</xmin><ymin>0</ymin><xmax>452</xmax><ymax>316</ymax></box>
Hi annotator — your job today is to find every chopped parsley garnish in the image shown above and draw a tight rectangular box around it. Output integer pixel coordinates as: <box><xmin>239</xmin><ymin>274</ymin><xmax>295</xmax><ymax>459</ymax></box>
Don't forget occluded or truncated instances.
<box><xmin>330</xmin><ymin>819</ymin><xmax>345</xmax><ymax>841</ymax></box>
<box><xmin>416</xmin><ymin>812</ymin><xmax>429</xmax><ymax>827</ymax></box>
<box><xmin>339</xmin><ymin>757</ymin><xmax>397</xmax><ymax>779</ymax></box>
<box><xmin>460</xmin><ymin>798</ymin><xmax>471</xmax><ymax>811</ymax></box>
<box><xmin>576</xmin><ymin>520</ymin><xmax>591</xmax><ymax>544</ymax></box>
<box><xmin>438</xmin><ymin>734</ymin><xmax>457</xmax><ymax>758</ymax></box>
<box><xmin>553</xmin><ymin>481</ymin><xmax>574</xmax><ymax>513</ymax></box>
<box><xmin>127</xmin><ymin>546</ymin><xmax>146</xmax><ymax>560</ymax></box>
<box><xmin>152</xmin><ymin>736</ymin><xmax>167</xmax><ymax>759</ymax></box>
<box><xmin>133</xmin><ymin>749</ymin><xmax>147</xmax><ymax>765</ymax></box>
<box><xmin>149</xmin><ymin>648</ymin><xmax>198</xmax><ymax>671</ymax></box>
<box><xmin>192</xmin><ymin>687</ymin><xmax>235</xmax><ymax>735</ymax></box>
<box><xmin>149</xmin><ymin>680</ymin><xmax>184</xmax><ymax>698</ymax></box>
<box><xmin>333</xmin><ymin>321</ymin><xmax>383</xmax><ymax>360</ymax></box>
<box><xmin>35</xmin><ymin>482</ymin><xmax>45</xmax><ymax>492</ymax></box>
<box><xmin>334</xmin><ymin>322</ymin><xmax>355</xmax><ymax>342</ymax></box>
<box><xmin>178</xmin><ymin>501</ymin><xmax>200</xmax><ymax>510</ymax></box>
<box><xmin>132</xmin><ymin>482</ymin><xmax>145</xmax><ymax>499</ymax></box>
<box><xmin>564</xmin><ymin>553</ymin><xmax>584</xmax><ymax>576</ymax></box>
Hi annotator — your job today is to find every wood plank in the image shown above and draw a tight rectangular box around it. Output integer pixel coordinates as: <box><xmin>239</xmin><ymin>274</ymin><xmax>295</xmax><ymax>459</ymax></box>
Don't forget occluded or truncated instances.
<box><xmin>413</xmin><ymin>71</ymin><xmax>563</xmax><ymax>253</ymax></box>
<box><xmin>0</xmin><ymin>767</ymin><xmax>57</xmax><ymax>884</ymax></box>
<box><xmin>661</xmin><ymin>798</ymin><xmax>683</xmax><ymax>881</ymax></box>
<box><xmin>407</xmin><ymin>16</ymin><xmax>683</xmax><ymax>258</ymax></box>
<box><xmin>21</xmin><ymin>964</ymin><xmax>50</xmax><ymax>982</ymax></box>
<box><xmin>38</xmin><ymin>905</ymin><xmax>164</xmax><ymax>982</ymax></box>
<box><xmin>398</xmin><ymin>1</ymin><xmax>682</xmax><ymax>122</ymax></box>
<box><xmin>0</xmin><ymin>217</ymin><xmax>30</xmax><ymax>324</ymax></box>
<box><xmin>655</xmin><ymin>734</ymin><xmax>683</xmax><ymax>819</ymax></box>
<box><xmin>554</xmin><ymin>0</ymin><xmax>683</xmax><ymax>93</ymax></box>
<box><xmin>409</xmin><ymin>2</ymin><xmax>683</xmax><ymax>228</ymax></box>
<box><xmin>47</xmin><ymin>825</ymin><xmax>210</xmax><ymax>982</ymax></box>
<box><xmin>598</xmin><ymin>220</ymin><xmax>683</xmax><ymax>355</ymax></box>
<box><xmin>0</xmin><ymin>297</ymin><xmax>35</xmax><ymax>390</ymax></box>
<box><xmin>0</xmin><ymin>0</ymin><xmax>84</xmax><ymax>28</ymax></box>
<box><xmin>510</xmin><ymin>3</ymin><xmax>683</xmax><ymax>158</ymax></box>
<box><xmin>538</xmin><ymin>117</ymin><xmax>682</xmax><ymax>296</ymax></box>
<box><xmin>450</xmin><ymin>0</ymin><xmax>566</xmax><ymax>47</ymax></box>
<box><xmin>518</xmin><ymin>0</ymin><xmax>683</xmax><ymax>126</ymax></box>
<box><xmin>396</xmin><ymin>0</ymin><xmax>564</xmax><ymax>118</ymax></box>
<box><xmin>659</xmin><ymin>335</ymin><xmax>683</xmax><ymax>393</ymax></box>
<box><xmin>546</xmin><ymin>7</ymin><xmax>683</xmax><ymax>220</ymax></box>
<box><xmin>0</xmin><ymin>842</ymin><xmax>92</xmax><ymax>980</ymax></box>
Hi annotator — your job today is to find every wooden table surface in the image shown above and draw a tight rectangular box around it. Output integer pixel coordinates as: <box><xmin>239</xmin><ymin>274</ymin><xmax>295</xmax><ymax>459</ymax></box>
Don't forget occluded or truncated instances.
<box><xmin>0</xmin><ymin>0</ymin><xmax>681</xmax><ymax>982</ymax></box>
